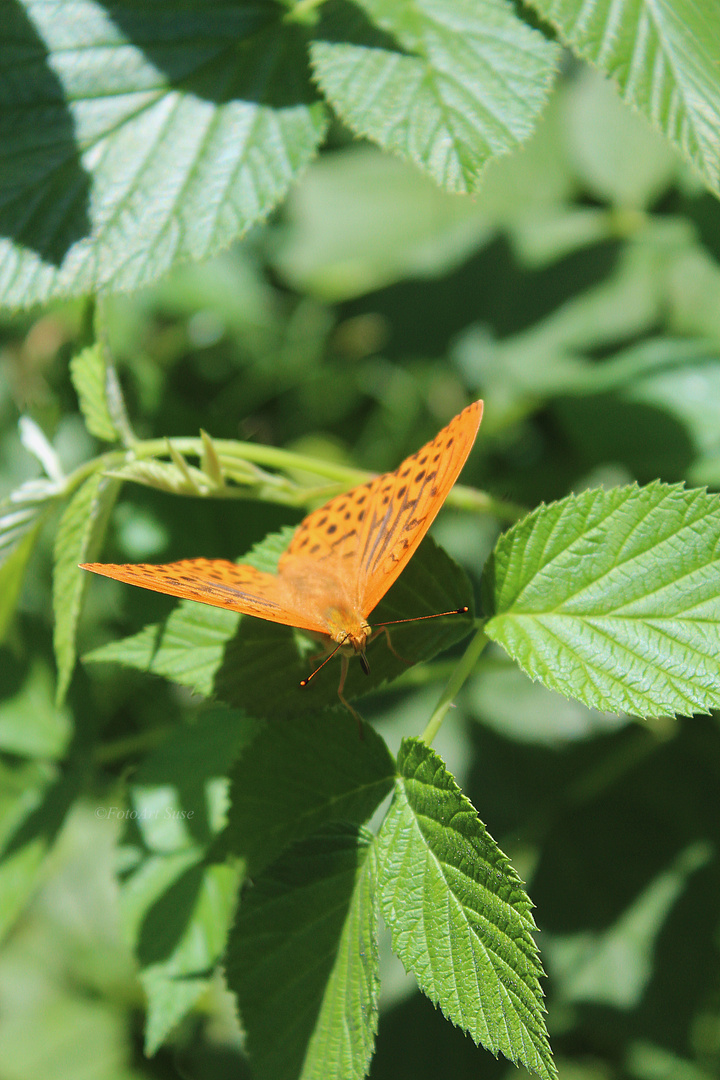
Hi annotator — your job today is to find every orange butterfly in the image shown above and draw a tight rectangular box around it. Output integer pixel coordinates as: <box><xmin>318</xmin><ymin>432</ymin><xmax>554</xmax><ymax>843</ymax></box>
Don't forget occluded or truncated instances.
<box><xmin>82</xmin><ymin>400</ymin><xmax>483</xmax><ymax>717</ymax></box>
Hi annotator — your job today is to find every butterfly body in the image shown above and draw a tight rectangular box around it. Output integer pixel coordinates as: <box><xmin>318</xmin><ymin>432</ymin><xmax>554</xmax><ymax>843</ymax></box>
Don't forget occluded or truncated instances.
<box><xmin>81</xmin><ymin>400</ymin><xmax>483</xmax><ymax>710</ymax></box>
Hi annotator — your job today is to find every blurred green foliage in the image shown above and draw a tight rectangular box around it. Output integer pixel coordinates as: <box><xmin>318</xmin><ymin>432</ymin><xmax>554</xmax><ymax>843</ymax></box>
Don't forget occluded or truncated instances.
<box><xmin>2</xmin><ymin>58</ymin><xmax>720</xmax><ymax>1080</ymax></box>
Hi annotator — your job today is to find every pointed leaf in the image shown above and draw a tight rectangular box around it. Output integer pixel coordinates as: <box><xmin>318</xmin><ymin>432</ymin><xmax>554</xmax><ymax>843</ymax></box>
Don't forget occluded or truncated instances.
<box><xmin>530</xmin><ymin>0</ymin><xmax>720</xmax><ymax>197</ymax></box>
<box><xmin>0</xmin><ymin>524</ymin><xmax>42</xmax><ymax>642</ymax></box>
<box><xmin>377</xmin><ymin>739</ymin><xmax>554</xmax><ymax>1080</ymax></box>
<box><xmin>106</xmin><ymin>458</ymin><xmax>222</xmax><ymax>496</ymax></box>
<box><xmin>0</xmin><ymin>477</ymin><xmax>60</xmax><ymax>568</ymax></box>
<box><xmin>310</xmin><ymin>0</ymin><xmax>559</xmax><ymax>194</ymax></box>
<box><xmin>0</xmin><ymin>756</ymin><xmax>83</xmax><ymax>944</ymax></box>
<box><xmin>224</xmin><ymin>709</ymin><xmax>395</xmax><ymax>876</ymax></box>
<box><xmin>226</xmin><ymin>824</ymin><xmax>379</xmax><ymax>1080</ymax></box>
<box><xmin>0</xmin><ymin>1</ymin><xmax>327</xmax><ymax>307</ymax></box>
<box><xmin>483</xmin><ymin>482</ymin><xmax>720</xmax><ymax>718</ymax></box>
<box><xmin>69</xmin><ymin>344</ymin><xmax>119</xmax><ymax>443</ymax></box>
<box><xmin>53</xmin><ymin>471</ymin><xmax>120</xmax><ymax>703</ymax></box>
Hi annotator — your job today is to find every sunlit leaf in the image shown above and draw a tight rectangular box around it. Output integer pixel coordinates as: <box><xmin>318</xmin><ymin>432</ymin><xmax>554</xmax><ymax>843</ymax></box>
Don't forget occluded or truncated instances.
<box><xmin>484</xmin><ymin>482</ymin><xmax>720</xmax><ymax>717</ymax></box>
<box><xmin>377</xmin><ymin>739</ymin><xmax>554</xmax><ymax>1080</ymax></box>
<box><xmin>530</xmin><ymin>0</ymin><xmax>720</xmax><ymax>197</ymax></box>
<box><xmin>0</xmin><ymin>1</ymin><xmax>327</xmax><ymax>306</ymax></box>
<box><xmin>310</xmin><ymin>0</ymin><xmax>559</xmax><ymax>194</ymax></box>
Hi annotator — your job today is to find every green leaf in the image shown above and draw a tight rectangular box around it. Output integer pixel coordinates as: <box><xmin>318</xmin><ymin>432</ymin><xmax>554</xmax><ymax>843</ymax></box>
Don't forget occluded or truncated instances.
<box><xmin>483</xmin><ymin>482</ymin><xmax>720</xmax><ymax>718</ymax></box>
<box><xmin>83</xmin><ymin>599</ymin><xmax>239</xmax><ymax>697</ymax></box>
<box><xmin>130</xmin><ymin>854</ymin><xmax>241</xmax><ymax>1056</ymax></box>
<box><xmin>0</xmin><ymin>1</ymin><xmax>327</xmax><ymax>307</ymax></box>
<box><xmin>69</xmin><ymin>344</ymin><xmax>119</xmax><ymax>443</ymax></box>
<box><xmin>106</xmin><ymin>459</ymin><xmax>223</xmax><ymax>497</ymax></box>
<box><xmin>0</xmin><ymin>477</ymin><xmax>60</xmax><ymax>569</ymax></box>
<box><xmin>0</xmin><ymin>658</ymin><xmax>72</xmax><ymax>760</ymax></box>
<box><xmin>271</xmin><ymin>144</ymin><xmax>495</xmax><ymax>301</ymax></box>
<box><xmin>119</xmin><ymin>706</ymin><xmax>252</xmax><ymax>1054</ymax></box>
<box><xmin>53</xmin><ymin>471</ymin><xmax>120</xmax><ymax>704</ymax></box>
<box><xmin>224</xmin><ymin>709</ymin><xmax>395</xmax><ymax>876</ymax></box>
<box><xmin>84</xmin><ymin>530</ymin><xmax>474</xmax><ymax>718</ymax></box>
<box><xmin>376</xmin><ymin>739</ymin><xmax>554</xmax><ymax>1080</ymax></box>
<box><xmin>0</xmin><ymin>756</ymin><xmax>83</xmax><ymax>944</ymax></box>
<box><xmin>529</xmin><ymin>0</ymin><xmax>720</xmax><ymax>198</ymax></box>
<box><xmin>0</xmin><ymin>524</ymin><xmax>42</xmax><ymax>642</ymax></box>
<box><xmin>545</xmin><ymin>840</ymin><xmax>711</xmax><ymax>1009</ymax></box>
<box><xmin>310</xmin><ymin>0</ymin><xmax>559</xmax><ymax>194</ymax></box>
<box><xmin>225</xmin><ymin>824</ymin><xmax>379</xmax><ymax>1080</ymax></box>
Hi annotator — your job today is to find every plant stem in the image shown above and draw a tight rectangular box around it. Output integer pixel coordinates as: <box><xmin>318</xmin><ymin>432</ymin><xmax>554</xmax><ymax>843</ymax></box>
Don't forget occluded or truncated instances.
<box><xmin>421</xmin><ymin>626</ymin><xmax>489</xmax><ymax>745</ymax></box>
<box><xmin>60</xmin><ymin>433</ymin><xmax>527</xmax><ymax>522</ymax></box>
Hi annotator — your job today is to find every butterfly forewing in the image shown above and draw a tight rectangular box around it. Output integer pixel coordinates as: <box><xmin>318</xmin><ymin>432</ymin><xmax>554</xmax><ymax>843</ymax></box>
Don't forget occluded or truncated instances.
<box><xmin>278</xmin><ymin>401</ymin><xmax>482</xmax><ymax>618</ymax></box>
<box><xmin>79</xmin><ymin>557</ymin><xmax>327</xmax><ymax>634</ymax></box>
<box><xmin>279</xmin><ymin>484</ymin><xmax>372</xmax><ymax>569</ymax></box>
<box><xmin>355</xmin><ymin>401</ymin><xmax>482</xmax><ymax>614</ymax></box>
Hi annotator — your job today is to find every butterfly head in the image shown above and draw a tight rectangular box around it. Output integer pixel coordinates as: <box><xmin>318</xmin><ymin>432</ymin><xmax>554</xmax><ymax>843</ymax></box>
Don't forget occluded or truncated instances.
<box><xmin>326</xmin><ymin>610</ymin><xmax>372</xmax><ymax>658</ymax></box>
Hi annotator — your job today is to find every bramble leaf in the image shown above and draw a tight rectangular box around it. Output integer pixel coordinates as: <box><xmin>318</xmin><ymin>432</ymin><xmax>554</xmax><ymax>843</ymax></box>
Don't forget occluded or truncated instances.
<box><xmin>484</xmin><ymin>482</ymin><xmax>720</xmax><ymax>717</ymax></box>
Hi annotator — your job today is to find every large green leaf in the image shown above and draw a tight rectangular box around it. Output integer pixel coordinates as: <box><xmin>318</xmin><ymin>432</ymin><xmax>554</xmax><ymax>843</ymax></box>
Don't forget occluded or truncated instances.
<box><xmin>0</xmin><ymin>1</ymin><xmax>327</xmax><ymax>307</ymax></box>
<box><xmin>310</xmin><ymin>0</ymin><xmax>559</xmax><ymax>193</ymax></box>
<box><xmin>529</xmin><ymin>0</ymin><xmax>720</xmax><ymax>197</ymax></box>
<box><xmin>483</xmin><ymin>482</ymin><xmax>720</xmax><ymax>718</ymax></box>
<box><xmin>377</xmin><ymin>739</ymin><xmax>554</xmax><ymax>1080</ymax></box>
<box><xmin>224</xmin><ymin>709</ymin><xmax>395</xmax><ymax>876</ymax></box>
<box><xmin>226</xmin><ymin>824</ymin><xmax>379</xmax><ymax>1080</ymax></box>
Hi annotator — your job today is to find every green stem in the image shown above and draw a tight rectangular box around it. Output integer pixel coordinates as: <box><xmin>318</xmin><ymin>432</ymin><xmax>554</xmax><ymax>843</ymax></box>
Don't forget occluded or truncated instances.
<box><xmin>421</xmin><ymin>626</ymin><xmax>489</xmax><ymax>745</ymax></box>
<box><xmin>94</xmin><ymin>725</ymin><xmax>172</xmax><ymax>765</ymax></box>
<box><xmin>61</xmin><ymin>436</ymin><xmax>527</xmax><ymax>522</ymax></box>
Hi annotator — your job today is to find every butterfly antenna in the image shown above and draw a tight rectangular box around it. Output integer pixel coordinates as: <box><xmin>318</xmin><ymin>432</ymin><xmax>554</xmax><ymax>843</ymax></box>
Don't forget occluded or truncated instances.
<box><xmin>299</xmin><ymin>640</ymin><xmax>345</xmax><ymax>689</ymax></box>
<box><xmin>372</xmin><ymin>606</ymin><xmax>469</xmax><ymax>629</ymax></box>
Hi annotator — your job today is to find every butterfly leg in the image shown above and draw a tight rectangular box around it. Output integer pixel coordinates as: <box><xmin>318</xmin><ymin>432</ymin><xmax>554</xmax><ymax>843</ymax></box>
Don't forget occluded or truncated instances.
<box><xmin>337</xmin><ymin>654</ymin><xmax>365</xmax><ymax>737</ymax></box>
<box><xmin>370</xmin><ymin>626</ymin><xmax>412</xmax><ymax>666</ymax></box>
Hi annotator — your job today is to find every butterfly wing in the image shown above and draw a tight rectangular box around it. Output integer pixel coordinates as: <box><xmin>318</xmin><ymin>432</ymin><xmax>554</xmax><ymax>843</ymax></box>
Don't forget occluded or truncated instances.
<box><xmin>281</xmin><ymin>400</ymin><xmax>483</xmax><ymax>617</ymax></box>
<box><xmin>80</xmin><ymin>558</ymin><xmax>328</xmax><ymax>634</ymax></box>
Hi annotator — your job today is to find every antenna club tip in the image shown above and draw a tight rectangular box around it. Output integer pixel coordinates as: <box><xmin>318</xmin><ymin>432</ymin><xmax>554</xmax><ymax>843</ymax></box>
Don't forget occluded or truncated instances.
<box><xmin>299</xmin><ymin>679</ymin><xmax>309</xmax><ymax>688</ymax></box>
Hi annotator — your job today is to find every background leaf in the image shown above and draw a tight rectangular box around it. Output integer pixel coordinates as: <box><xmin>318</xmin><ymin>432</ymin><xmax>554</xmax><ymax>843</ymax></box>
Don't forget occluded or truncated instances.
<box><xmin>223</xmin><ymin>709</ymin><xmax>395</xmax><ymax>876</ymax></box>
<box><xmin>310</xmin><ymin>0</ymin><xmax>559</xmax><ymax>194</ymax></box>
<box><xmin>53</xmin><ymin>471</ymin><xmax>120</xmax><ymax>703</ymax></box>
<box><xmin>529</xmin><ymin>0</ymin><xmax>720</xmax><ymax>197</ymax></box>
<box><xmin>226</xmin><ymin>823</ymin><xmax>379</xmax><ymax>1080</ymax></box>
<box><xmin>120</xmin><ymin>705</ymin><xmax>254</xmax><ymax>1054</ymax></box>
<box><xmin>483</xmin><ymin>482</ymin><xmax>720</xmax><ymax>717</ymax></box>
<box><xmin>0</xmin><ymin>0</ymin><xmax>327</xmax><ymax>307</ymax></box>
<box><xmin>69</xmin><ymin>344</ymin><xmax>120</xmax><ymax>444</ymax></box>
